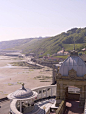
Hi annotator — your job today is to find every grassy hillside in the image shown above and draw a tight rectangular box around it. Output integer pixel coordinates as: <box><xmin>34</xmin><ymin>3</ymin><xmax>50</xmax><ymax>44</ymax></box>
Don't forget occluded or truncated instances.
<box><xmin>20</xmin><ymin>27</ymin><xmax>86</xmax><ymax>55</ymax></box>
<box><xmin>0</xmin><ymin>27</ymin><xmax>86</xmax><ymax>56</ymax></box>
<box><xmin>0</xmin><ymin>38</ymin><xmax>33</xmax><ymax>50</ymax></box>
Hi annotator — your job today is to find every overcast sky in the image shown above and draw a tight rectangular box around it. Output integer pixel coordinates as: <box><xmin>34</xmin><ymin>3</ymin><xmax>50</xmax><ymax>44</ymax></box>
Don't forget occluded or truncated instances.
<box><xmin>0</xmin><ymin>0</ymin><xmax>86</xmax><ymax>41</ymax></box>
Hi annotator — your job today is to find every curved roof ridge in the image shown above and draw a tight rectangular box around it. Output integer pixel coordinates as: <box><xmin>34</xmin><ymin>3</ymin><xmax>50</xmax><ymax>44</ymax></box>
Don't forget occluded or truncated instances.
<box><xmin>59</xmin><ymin>55</ymin><xmax>86</xmax><ymax>77</ymax></box>
<box><xmin>78</xmin><ymin>56</ymin><xmax>86</xmax><ymax>66</ymax></box>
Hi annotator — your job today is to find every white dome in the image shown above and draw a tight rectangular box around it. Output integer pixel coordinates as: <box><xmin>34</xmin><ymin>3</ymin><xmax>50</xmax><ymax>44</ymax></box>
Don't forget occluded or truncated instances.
<box><xmin>13</xmin><ymin>88</ymin><xmax>33</xmax><ymax>99</ymax></box>
<box><xmin>7</xmin><ymin>83</ymin><xmax>37</xmax><ymax>99</ymax></box>
<box><xmin>59</xmin><ymin>56</ymin><xmax>86</xmax><ymax>77</ymax></box>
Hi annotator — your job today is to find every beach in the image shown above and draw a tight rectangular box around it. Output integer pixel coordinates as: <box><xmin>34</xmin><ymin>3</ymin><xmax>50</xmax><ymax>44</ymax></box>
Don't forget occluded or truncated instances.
<box><xmin>0</xmin><ymin>56</ymin><xmax>52</xmax><ymax>98</ymax></box>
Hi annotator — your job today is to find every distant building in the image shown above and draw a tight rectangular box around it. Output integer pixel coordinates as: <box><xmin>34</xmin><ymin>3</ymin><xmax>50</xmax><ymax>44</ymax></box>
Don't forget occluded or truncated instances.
<box><xmin>82</xmin><ymin>48</ymin><xmax>86</xmax><ymax>51</ymax></box>
<box><xmin>28</xmin><ymin>53</ymin><xmax>36</xmax><ymax>57</ymax></box>
<box><xmin>57</xmin><ymin>48</ymin><xmax>69</xmax><ymax>55</ymax></box>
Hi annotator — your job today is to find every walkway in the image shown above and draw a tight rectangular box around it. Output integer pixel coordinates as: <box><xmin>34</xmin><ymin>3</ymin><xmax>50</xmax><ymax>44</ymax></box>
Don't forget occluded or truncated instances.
<box><xmin>24</xmin><ymin>99</ymin><xmax>55</xmax><ymax>114</ymax></box>
<box><xmin>0</xmin><ymin>98</ymin><xmax>55</xmax><ymax>114</ymax></box>
<box><xmin>64</xmin><ymin>100</ymin><xmax>84</xmax><ymax>114</ymax></box>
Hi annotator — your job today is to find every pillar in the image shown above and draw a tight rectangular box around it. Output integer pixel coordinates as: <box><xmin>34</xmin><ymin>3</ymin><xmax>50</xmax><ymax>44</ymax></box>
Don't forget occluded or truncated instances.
<box><xmin>46</xmin><ymin>88</ymin><xmax>47</xmax><ymax>97</ymax></box>
<box><xmin>60</xmin><ymin>84</ymin><xmax>64</xmax><ymax>99</ymax></box>
<box><xmin>82</xmin><ymin>86</ymin><xmax>85</xmax><ymax>99</ymax></box>
<box><xmin>52</xmin><ymin>65</ymin><xmax>56</xmax><ymax>84</ymax></box>
<box><xmin>51</xmin><ymin>88</ymin><xmax>52</xmax><ymax>96</ymax></box>
<box><xmin>41</xmin><ymin>90</ymin><xmax>43</xmax><ymax>98</ymax></box>
<box><xmin>37</xmin><ymin>90</ymin><xmax>39</xmax><ymax>99</ymax></box>
<box><xmin>56</xmin><ymin>83</ymin><xmax>60</xmax><ymax>99</ymax></box>
<box><xmin>80</xmin><ymin>86</ymin><xmax>85</xmax><ymax>106</ymax></box>
<box><xmin>56</xmin><ymin>83</ymin><xmax>60</xmax><ymax>107</ymax></box>
<box><xmin>20</xmin><ymin>101</ymin><xmax>22</xmax><ymax>113</ymax></box>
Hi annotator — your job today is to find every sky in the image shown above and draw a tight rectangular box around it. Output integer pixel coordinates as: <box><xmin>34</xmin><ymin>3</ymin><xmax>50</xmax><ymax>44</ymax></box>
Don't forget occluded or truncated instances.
<box><xmin>0</xmin><ymin>0</ymin><xmax>86</xmax><ymax>41</ymax></box>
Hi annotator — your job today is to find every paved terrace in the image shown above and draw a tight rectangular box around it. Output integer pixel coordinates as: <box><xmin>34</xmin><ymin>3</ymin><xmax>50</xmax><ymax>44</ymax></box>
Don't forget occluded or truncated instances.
<box><xmin>0</xmin><ymin>99</ymin><xmax>85</xmax><ymax>114</ymax></box>
<box><xmin>0</xmin><ymin>98</ymin><xmax>56</xmax><ymax>114</ymax></box>
<box><xmin>64</xmin><ymin>100</ymin><xmax>84</xmax><ymax>114</ymax></box>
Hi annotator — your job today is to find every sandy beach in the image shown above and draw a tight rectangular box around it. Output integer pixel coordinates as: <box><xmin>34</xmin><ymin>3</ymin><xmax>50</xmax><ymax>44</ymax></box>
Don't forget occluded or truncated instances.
<box><xmin>0</xmin><ymin>56</ymin><xmax>52</xmax><ymax>98</ymax></box>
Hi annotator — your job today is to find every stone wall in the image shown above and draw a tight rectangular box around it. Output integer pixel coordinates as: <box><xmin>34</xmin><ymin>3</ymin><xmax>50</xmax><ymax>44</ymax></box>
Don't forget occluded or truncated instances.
<box><xmin>56</xmin><ymin>100</ymin><xmax>66</xmax><ymax>114</ymax></box>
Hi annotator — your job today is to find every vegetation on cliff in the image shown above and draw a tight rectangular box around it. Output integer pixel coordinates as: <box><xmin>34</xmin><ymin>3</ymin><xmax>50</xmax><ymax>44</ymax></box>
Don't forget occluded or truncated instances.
<box><xmin>0</xmin><ymin>27</ymin><xmax>86</xmax><ymax>56</ymax></box>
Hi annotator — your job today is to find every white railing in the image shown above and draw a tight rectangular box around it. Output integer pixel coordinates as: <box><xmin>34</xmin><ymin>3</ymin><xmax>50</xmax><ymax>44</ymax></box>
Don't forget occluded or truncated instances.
<box><xmin>10</xmin><ymin>99</ymin><xmax>21</xmax><ymax>114</ymax></box>
<box><xmin>10</xmin><ymin>85</ymin><xmax>56</xmax><ymax>114</ymax></box>
<box><xmin>32</xmin><ymin>85</ymin><xmax>56</xmax><ymax>100</ymax></box>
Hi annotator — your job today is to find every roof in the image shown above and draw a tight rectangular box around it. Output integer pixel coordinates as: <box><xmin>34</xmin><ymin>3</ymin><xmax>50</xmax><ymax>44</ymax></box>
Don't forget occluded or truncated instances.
<box><xmin>57</xmin><ymin>50</ymin><xmax>64</xmax><ymax>54</ymax></box>
<box><xmin>59</xmin><ymin>51</ymin><xmax>86</xmax><ymax>77</ymax></box>
<box><xmin>82</xmin><ymin>48</ymin><xmax>86</xmax><ymax>51</ymax></box>
<box><xmin>80</xmin><ymin>54</ymin><xmax>86</xmax><ymax>61</ymax></box>
<box><xmin>7</xmin><ymin>83</ymin><xmax>38</xmax><ymax>100</ymax></box>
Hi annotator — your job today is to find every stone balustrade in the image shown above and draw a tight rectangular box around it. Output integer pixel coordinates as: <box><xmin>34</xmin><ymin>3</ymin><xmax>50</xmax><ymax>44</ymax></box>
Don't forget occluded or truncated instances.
<box><xmin>10</xmin><ymin>99</ymin><xmax>21</xmax><ymax>114</ymax></box>
<box><xmin>32</xmin><ymin>85</ymin><xmax>56</xmax><ymax>99</ymax></box>
<box><xmin>10</xmin><ymin>85</ymin><xmax>56</xmax><ymax>114</ymax></box>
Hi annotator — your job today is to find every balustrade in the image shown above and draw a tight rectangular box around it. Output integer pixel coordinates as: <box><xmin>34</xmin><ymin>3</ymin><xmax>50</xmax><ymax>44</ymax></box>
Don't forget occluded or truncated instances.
<box><xmin>10</xmin><ymin>85</ymin><xmax>56</xmax><ymax>114</ymax></box>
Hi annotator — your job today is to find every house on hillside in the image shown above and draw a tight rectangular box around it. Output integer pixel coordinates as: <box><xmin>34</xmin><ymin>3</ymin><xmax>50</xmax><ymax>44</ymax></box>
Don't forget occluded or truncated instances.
<box><xmin>57</xmin><ymin>48</ymin><xmax>69</xmax><ymax>55</ymax></box>
<box><xmin>82</xmin><ymin>48</ymin><xmax>86</xmax><ymax>51</ymax></box>
<box><xmin>28</xmin><ymin>53</ymin><xmax>36</xmax><ymax>57</ymax></box>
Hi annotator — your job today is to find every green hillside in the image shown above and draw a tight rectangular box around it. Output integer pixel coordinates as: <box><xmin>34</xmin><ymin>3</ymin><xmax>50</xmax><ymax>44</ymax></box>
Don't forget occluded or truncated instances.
<box><xmin>20</xmin><ymin>27</ymin><xmax>86</xmax><ymax>55</ymax></box>
<box><xmin>0</xmin><ymin>27</ymin><xmax>86</xmax><ymax>56</ymax></box>
<box><xmin>0</xmin><ymin>38</ymin><xmax>33</xmax><ymax>50</ymax></box>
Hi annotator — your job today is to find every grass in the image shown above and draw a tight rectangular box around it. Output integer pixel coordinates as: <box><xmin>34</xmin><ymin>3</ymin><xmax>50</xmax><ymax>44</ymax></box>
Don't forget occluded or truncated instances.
<box><xmin>17</xmin><ymin>82</ymin><xmax>22</xmax><ymax>85</ymax></box>
<box><xmin>34</xmin><ymin>75</ymin><xmax>52</xmax><ymax>82</ymax></box>
<box><xmin>63</xmin><ymin>43</ymin><xmax>84</xmax><ymax>51</ymax></box>
<box><xmin>29</xmin><ymin>69</ymin><xmax>34</xmax><ymax>71</ymax></box>
<box><xmin>36</xmin><ymin>76</ymin><xmax>41</xmax><ymax>78</ymax></box>
<box><xmin>55</xmin><ymin>55</ymin><xmax>68</xmax><ymax>59</ymax></box>
<box><xmin>1</xmin><ymin>28</ymin><xmax>86</xmax><ymax>57</ymax></box>
<box><xmin>39</xmin><ymin>78</ymin><xmax>45</xmax><ymax>80</ymax></box>
<box><xmin>8</xmin><ymin>83</ymin><xmax>13</xmax><ymax>86</ymax></box>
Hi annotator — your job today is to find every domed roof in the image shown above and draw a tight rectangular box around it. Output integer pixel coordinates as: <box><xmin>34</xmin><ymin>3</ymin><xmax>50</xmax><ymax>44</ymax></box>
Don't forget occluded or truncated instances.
<box><xmin>80</xmin><ymin>54</ymin><xmax>86</xmax><ymax>61</ymax></box>
<box><xmin>59</xmin><ymin>50</ymin><xmax>86</xmax><ymax>77</ymax></box>
<box><xmin>13</xmin><ymin>86</ymin><xmax>33</xmax><ymax>99</ymax></box>
<box><xmin>7</xmin><ymin>83</ymin><xmax>34</xmax><ymax>99</ymax></box>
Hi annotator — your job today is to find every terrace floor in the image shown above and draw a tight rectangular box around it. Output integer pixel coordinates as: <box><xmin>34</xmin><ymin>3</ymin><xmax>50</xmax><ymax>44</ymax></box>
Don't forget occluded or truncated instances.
<box><xmin>64</xmin><ymin>100</ymin><xmax>84</xmax><ymax>114</ymax></box>
<box><xmin>0</xmin><ymin>98</ymin><xmax>56</xmax><ymax>114</ymax></box>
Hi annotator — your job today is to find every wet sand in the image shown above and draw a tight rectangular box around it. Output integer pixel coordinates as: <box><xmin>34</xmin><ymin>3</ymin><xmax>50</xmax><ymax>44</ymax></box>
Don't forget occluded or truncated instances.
<box><xmin>0</xmin><ymin>56</ymin><xmax>52</xmax><ymax>98</ymax></box>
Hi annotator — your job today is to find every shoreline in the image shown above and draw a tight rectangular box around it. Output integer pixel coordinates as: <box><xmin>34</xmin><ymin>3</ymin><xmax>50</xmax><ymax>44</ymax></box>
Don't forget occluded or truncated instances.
<box><xmin>0</xmin><ymin>56</ymin><xmax>52</xmax><ymax>98</ymax></box>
